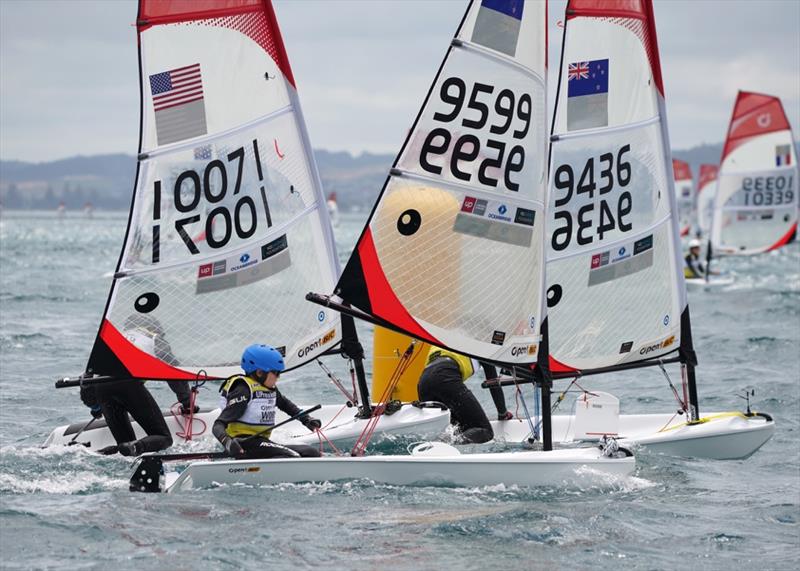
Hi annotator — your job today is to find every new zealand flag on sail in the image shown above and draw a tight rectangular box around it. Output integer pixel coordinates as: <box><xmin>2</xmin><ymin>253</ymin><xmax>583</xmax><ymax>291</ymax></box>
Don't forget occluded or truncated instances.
<box><xmin>567</xmin><ymin>59</ymin><xmax>609</xmax><ymax>131</ymax></box>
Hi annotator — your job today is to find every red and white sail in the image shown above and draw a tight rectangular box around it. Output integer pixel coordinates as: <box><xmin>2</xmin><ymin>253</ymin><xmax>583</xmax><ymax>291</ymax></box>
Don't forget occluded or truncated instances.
<box><xmin>335</xmin><ymin>0</ymin><xmax>548</xmax><ymax>365</ymax></box>
<box><xmin>711</xmin><ymin>91</ymin><xmax>798</xmax><ymax>255</ymax></box>
<box><xmin>545</xmin><ymin>0</ymin><xmax>688</xmax><ymax>373</ymax></box>
<box><xmin>85</xmin><ymin>0</ymin><xmax>340</xmax><ymax>380</ymax></box>
<box><xmin>696</xmin><ymin>163</ymin><xmax>718</xmax><ymax>236</ymax></box>
<box><xmin>672</xmin><ymin>159</ymin><xmax>694</xmax><ymax>237</ymax></box>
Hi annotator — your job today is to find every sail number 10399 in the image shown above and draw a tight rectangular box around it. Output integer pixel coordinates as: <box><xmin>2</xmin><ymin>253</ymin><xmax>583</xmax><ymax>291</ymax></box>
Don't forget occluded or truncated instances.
<box><xmin>550</xmin><ymin>144</ymin><xmax>633</xmax><ymax>251</ymax></box>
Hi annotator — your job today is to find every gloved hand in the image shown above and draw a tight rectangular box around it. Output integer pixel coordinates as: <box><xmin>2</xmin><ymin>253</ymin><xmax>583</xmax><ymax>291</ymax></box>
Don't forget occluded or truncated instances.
<box><xmin>221</xmin><ymin>435</ymin><xmax>245</xmax><ymax>458</ymax></box>
<box><xmin>80</xmin><ymin>384</ymin><xmax>98</xmax><ymax>409</ymax></box>
<box><xmin>301</xmin><ymin>416</ymin><xmax>322</xmax><ymax>432</ymax></box>
<box><xmin>179</xmin><ymin>402</ymin><xmax>200</xmax><ymax>415</ymax></box>
<box><xmin>90</xmin><ymin>405</ymin><xmax>104</xmax><ymax>419</ymax></box>
<box><xmin>497</xmin><ymin>411</ymin><xmax>514</xmax><ymax>421</ymax></box>
<box><xmin>118</xmin><ymin>440</ymin><xmax>142</xmax><ymax>457</ymax></box>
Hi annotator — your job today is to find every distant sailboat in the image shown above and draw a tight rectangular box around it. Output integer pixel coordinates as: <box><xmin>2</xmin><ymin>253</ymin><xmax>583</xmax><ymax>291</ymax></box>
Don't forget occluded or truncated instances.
<box><xmin>696</xmin><ymin>163</ymin><xmax>718</xmax><ymax>237</ymax></box>
<box><xmin>673</xmin><ymin>159</ymin><xmax>694</xmax><ymax>237</ymax></box>
<box><xmin>710</xmin><ymin>91</ymin><xmax>798</xmax><ymax>255</ymax></box>
<box><xmin>326</xmin><ymin>191</ymin><xmax>339</xmax><ymax>226</ymax></box>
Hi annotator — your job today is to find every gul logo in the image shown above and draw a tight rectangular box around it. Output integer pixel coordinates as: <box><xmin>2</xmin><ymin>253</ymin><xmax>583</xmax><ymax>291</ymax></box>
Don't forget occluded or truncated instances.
<box><xmin>663</xmin><ymin>314</ymin><xmax>670</xmax><ymax>326</ymax></box>
<box><xmin>297</xmin><ymin>328</ymin><xmax>337</xmax><ymax>358</ymax></box>
<box><xmin>317</xmin><ymin>311</ymin><xmax>326</xmax><ymax>322</ymax></box>
<box><xmin>462</xmin><ymin>196</ymin><xmax>476</xmax><ymax>213</ymax></box>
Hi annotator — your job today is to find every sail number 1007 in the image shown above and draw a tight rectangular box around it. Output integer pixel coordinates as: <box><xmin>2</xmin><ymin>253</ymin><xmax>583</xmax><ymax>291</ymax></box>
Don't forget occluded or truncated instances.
<box><xmin>550</xmin><ymin>145</ymin><xmax>633</xmax><ymax>251</ymax></box>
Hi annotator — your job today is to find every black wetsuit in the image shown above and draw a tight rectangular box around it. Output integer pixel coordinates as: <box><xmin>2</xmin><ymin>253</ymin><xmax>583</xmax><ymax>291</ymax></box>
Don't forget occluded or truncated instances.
<box><xmin>93</xmin><ymin>379</ymin><xmax>182</xmax><ymax>453</ymax></box>
<box><xmin>418</xmin><ymin>357</ymin><xmax>507</xmax><ymax>444</ymax></box>
<box><xmin>212</xmin><ymin>379</ymin><xmax>320</xmax><ymax>459</ymax></box>
<box><xmin>80</xmin><ymin>329</ymin><xmax>192</xmax><ymax>455</ymax></box>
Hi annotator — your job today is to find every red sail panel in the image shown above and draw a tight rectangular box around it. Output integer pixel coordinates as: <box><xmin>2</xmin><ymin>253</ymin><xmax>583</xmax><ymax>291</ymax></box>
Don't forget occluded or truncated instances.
<box><xmin>566</xmin><ymin>0</ymin><xmax>663</xmax><ymax>96</ymax></box>
<box><xmin>697</xmin><ymin>164</ymin><xmax>718</xmax><ymax>193</ymax></box>
<box><xmin>672</xmin><ymin>159</ymin><xmax>692</xmax><ymax>181</ymax></box>
<box><xmin>722</xmin><ymin>91</ymin><xmax>791</xmax><ymax>161</ymax></box>
<box><xmin>138</xmin><ymin>0</ymin><xmax>295</xmax><ymax>87</ymax></box>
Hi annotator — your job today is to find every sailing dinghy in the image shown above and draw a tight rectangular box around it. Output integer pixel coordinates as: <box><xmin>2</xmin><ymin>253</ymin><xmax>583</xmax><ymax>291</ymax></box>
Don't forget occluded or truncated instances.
<box><xmin>45</xmin><ymin>0</ymin><xmax>449</xmax><ymax>452</ymax></box>
<box><xmin>142</xmin><ymin>0</ymin><xmax>635</xmax><ymax>492</ymax></box>
<box><xmin>673</xmin><ymin>159</ymin><xmax>695</xmax><ymax>237</ymax></box>
<box><xmin>709</xmin><ymin>91</ymin><xmax>798</xmax><ymax>256</ymax></box>
<box><xmin>486</xmin><ymin>0</ymin><xmax>773</xmax><ymax>459</ymax></box>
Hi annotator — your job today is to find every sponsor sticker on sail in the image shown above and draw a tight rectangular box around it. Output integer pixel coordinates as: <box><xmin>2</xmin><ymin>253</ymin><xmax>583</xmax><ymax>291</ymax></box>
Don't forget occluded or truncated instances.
<box><xmin>567</xmin><ymin>59</ymin><xmax>609</xmax><ymax>131</ymax></box>
<box><xmin>588</xmin><ymin>235</ymin><xmax>654</xmax><ymax>287</ymax></box>
<box><xmin>454</xmin><ymin>197</ymin><xmax>535</xmax><ymax>246</ymax></box>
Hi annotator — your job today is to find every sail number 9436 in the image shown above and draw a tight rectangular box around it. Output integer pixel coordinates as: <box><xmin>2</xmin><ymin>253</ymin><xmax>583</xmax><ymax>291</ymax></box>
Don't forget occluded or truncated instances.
<box><xmin>420</xmin><ymin>77</ymin><xmax>532</xmax><ymax>191</ymax></box>
<box><xmin>551</xmin><ymin>145</ymin><xmax>633</xmax><ymax>251</ymax></box>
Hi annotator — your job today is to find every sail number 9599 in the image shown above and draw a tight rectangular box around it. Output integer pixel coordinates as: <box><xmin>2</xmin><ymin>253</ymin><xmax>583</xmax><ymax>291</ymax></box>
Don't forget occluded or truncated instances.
<box><xmin>551</xmin><ymin>144</ymin><xmax>633</xmax><ymax>251</ymax></box>
<box><xmin>419</xmin><ymin>77</ymin><xmax>532</xmax><ymax>191</ymax></box>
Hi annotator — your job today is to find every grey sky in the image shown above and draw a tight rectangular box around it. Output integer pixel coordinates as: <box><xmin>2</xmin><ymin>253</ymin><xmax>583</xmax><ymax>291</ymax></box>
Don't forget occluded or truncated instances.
<box><xmin>1</xmin><ymin>0</ymin><xmax>798</xmax><ymax>162</ymax></box>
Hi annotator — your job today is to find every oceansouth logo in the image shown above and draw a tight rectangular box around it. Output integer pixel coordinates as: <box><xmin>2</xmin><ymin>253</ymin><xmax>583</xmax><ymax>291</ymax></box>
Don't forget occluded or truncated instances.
<box><xmin>618</xmin><ymin>247</ymin><xmax>626</xmax><ymax>256</ymax></box>
<box><xmin>240</xmin><ymin>254</ymin><xmax>250</xmax><ymax>263</ymax></box>
<box><xmin>498</xmin><ymin>204</ymin><xmax>508</xmax><ymax>215</ymax></box>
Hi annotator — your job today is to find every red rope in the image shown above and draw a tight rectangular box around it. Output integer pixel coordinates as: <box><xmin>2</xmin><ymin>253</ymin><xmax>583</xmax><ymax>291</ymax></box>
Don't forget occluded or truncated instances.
<box><xmin>350</xmin><ymin>342</ymin><xmax>420</xmax><ymax>456</ymax></box>
<box><xmin>171</xmin><ymin>387</ymin><xmax>207</xmax><ymax>441</ymax></box>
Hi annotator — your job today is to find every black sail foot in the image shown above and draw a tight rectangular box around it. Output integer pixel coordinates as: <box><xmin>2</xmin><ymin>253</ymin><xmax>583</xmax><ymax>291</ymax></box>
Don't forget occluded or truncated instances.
<box><xmin>129</xmin><ymin>456</ymin><xmax>164</xmax><ymax>493</ymax></box>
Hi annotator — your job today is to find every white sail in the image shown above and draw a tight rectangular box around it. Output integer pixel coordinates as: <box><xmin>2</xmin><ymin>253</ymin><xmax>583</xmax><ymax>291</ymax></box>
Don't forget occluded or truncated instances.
<box><xmin>673</xmin><ymin>159</ymin><xmax>694</xmax><ymax>237</ymax></box>
<box><xmin>711</xmin><ymin>91</ymin><xmax>799</xmax><ymax>255</ymax></box>
<box><xmin>545</xmin><ymin>0</ymin><xmax>687</xmax><ymax>373</ymax></box>
<box><xmin>85</xmin><ymin>0</ymin><xmax>341</xmax><ymax>380</ymax></box>
<box><xmin>696</xmin><ymin>164</ymin><xmax>718</xmax><ymax>237</ymax></box>
<box><xmin>334</xmin><ymin>0</ymin><xmax>548</xmax><ymax>365</ymax></box>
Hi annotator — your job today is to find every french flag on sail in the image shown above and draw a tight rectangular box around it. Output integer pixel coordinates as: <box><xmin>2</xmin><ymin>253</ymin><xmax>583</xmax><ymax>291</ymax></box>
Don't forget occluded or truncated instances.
<box><xmin>471</xmin><ymin>0</ymin><xmax>524</xmax><ymax>57</ymax></box>
<box><xmin>775</xmin><ymin>145</ymin><xmax>792</xmax><ymax>166</ymax></box>
<box><xmin>567</xmin><ymin>59</ymin><xmax>609</xmax><ymax>131</ymax></box>
<box><xmin>149</xmin><ymin>64</ymin><xmax>208</xmax><ymax>146</ymax></box>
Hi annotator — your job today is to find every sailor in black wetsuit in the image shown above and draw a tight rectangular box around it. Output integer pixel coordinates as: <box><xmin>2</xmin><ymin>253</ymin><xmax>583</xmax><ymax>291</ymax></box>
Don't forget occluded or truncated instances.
<box><xmin>213</xmin><ymin>344</ymin><xmax>322</xmax><ymax>459</ymax></box>
<box><xmin>79</xmin><ymin>315</ymin><xmax>196</xmax><ymax>456</ymax></box>
<box><xmin>417</xmin><ymin>347</ymin><xmax>512</xmax><ymax>444</ymax></box>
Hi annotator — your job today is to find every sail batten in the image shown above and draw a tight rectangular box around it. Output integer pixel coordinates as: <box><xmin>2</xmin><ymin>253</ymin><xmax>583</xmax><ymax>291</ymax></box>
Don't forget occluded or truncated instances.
<box><xmin>85</xmin><ymin>0</ymin><xmax>341</xmax><ymax>380</ymax></box>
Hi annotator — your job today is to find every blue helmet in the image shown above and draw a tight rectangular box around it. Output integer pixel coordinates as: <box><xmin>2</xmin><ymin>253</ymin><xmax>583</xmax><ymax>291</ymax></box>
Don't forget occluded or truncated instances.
<box><xmin>241</xmin><ymin>344</ymin><xmax>285</xmax><ymax>375</ymax></box>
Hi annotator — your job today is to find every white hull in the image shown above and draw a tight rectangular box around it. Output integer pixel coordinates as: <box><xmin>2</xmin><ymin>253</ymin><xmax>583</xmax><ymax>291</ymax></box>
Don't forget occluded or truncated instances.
<box><xmin>685</xmin><ymin>276</ymin><xmax>734</xmax><ymax>289</ymax></box>
<box><xmin>158</xmin><ymin>446</ymin><xmax>634</xmax><ymax>492</ymax></box>
<box><xmin>491</xmin><ymin>411</ymin><xmax>774</xmax><ymax>460</ymax></box>
<box><xmin>43</xmin><ymin>404</ymin><xmax>450</xmax><ymax>452</ymax></box>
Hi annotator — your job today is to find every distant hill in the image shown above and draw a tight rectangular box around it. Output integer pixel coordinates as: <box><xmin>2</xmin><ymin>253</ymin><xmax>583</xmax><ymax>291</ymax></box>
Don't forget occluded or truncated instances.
<box><xmin>0</xmin><ymin>150</ymin><xmax>390</xmax><ymax>211</ymax></box>
<box><xmin>2</xmin><ymin>141</ymin><xmax>797</xmax><ymax>210</ymax></box>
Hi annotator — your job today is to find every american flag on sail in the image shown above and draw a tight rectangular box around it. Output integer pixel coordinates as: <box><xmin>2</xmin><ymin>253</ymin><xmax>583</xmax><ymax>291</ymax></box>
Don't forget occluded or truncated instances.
<box><xmin>149</xmin><ymin>64</ymin><xmax>208</xmax><ymax>146</ymax></box>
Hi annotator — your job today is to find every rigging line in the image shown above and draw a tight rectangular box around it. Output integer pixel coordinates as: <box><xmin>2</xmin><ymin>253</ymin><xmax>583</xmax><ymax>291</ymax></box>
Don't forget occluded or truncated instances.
<box><xmin>657</xmin><ymin>360</ymin><xmax>687</xmax><ymax>413</ymax></box>
<box><xmin>316</xmin><ymin>359</ymin><xmax>356</xmax><ymax>405</ymax></box>
<box><xmin>510</xmin><ymin>368</ymin><xmax>537</xmax><ymax>445</ymax></box>
<box><xmin>389</xmin><ymin>168</ymin><xmax>544</xmax><ymax>211</ymax></box>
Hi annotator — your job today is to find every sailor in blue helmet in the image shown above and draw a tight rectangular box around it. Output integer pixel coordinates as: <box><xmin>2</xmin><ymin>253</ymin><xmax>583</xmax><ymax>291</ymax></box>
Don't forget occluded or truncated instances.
<box><xmin>212</xmin><ymin>344</ymin><xmax>322</xmax><ymax>459</ymax></box>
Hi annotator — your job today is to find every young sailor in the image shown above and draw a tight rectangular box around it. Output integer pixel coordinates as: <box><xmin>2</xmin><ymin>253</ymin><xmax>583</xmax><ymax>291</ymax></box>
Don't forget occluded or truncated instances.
<box><xmin>213</xmin><ymin>344</ymin><xmax>322</xmax><ymax>459</ymax></box>
<box><xmin>79</xmin><ymin>315</ymin><xmax>196</xmax><ymax>456</ymax></box>
<box><xmin>684</xmin><ymin>238</ymin><xmax>706</xmax><ymax>279</ymax></box>
<box><xmin>417</xmin><ymin>347</ymin><xmax>511</xmax><ymax>444</ymax></box>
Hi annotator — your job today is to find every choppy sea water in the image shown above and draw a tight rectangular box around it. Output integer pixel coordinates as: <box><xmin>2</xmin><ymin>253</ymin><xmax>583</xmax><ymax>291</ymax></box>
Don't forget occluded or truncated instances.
<box><xmin>0</xmin><ymin>210</ymin><xmax>798</xmax><ymax>570</ymax></box>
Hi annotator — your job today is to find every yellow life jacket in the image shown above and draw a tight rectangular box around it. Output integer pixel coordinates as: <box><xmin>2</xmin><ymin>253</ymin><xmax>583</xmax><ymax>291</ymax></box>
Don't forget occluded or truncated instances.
<box><xmin>218</xmin><ymin>375</ymin><xmax>278</xmax><ymax>438</ymax></box>
<box><xmin>426</xmin><ymin>347</ymin><xmax>475</xmax><ymax>381</ymax></box>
